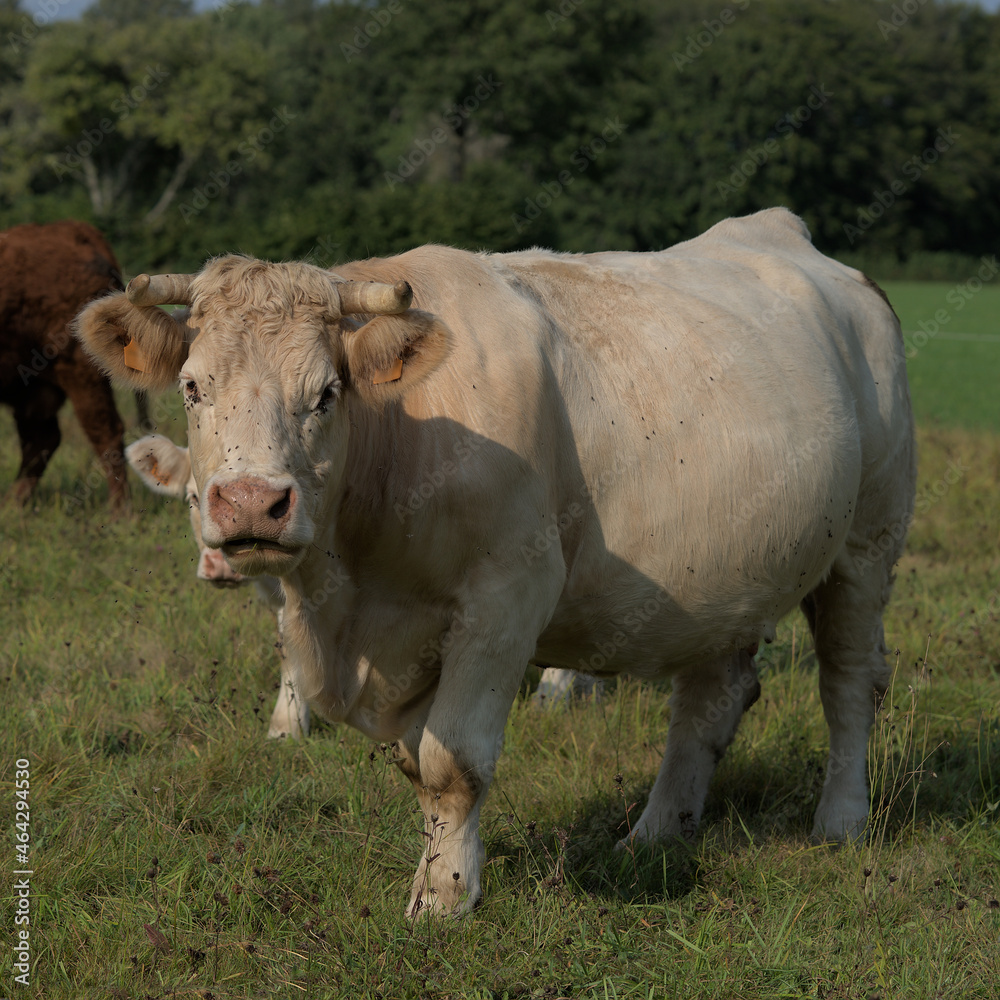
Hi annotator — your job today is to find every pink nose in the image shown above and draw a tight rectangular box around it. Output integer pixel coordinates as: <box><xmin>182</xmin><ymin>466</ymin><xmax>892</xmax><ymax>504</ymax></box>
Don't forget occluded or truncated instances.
<box><xmin>208</xmin><ymin>477</ymin><xmax>295</xmax><ymax>542</ymax></box>
<box><xmin>197</xmin><ymin>548</ymin><xmax>245</xmax><ymax>583</ymax></box>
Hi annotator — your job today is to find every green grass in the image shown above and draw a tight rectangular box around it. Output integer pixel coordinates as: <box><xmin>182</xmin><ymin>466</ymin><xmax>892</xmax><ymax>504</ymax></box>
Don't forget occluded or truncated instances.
<box><xmin>2</xmin><ymin>369</ymin><xmax>999</xmax><ymax>997</ymax></box>
<box><xmin>882</xmin><ymin>279</ymin><xmax>1000</xmax><ymax>431</ymax></box>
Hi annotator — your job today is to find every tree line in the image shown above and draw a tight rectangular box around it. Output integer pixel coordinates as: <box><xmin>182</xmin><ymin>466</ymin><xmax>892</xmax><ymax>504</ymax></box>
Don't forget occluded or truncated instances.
<box><xmin>1</xmin><ymin>0</ymin><xmax>997</xmax><ymax>278</ymax></box>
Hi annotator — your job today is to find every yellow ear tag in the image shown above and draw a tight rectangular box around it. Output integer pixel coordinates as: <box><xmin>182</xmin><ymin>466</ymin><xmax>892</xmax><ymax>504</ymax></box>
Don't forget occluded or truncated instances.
<box><xmin>372</xmin><ymin>357</ymin><xmax>403</xmax><ymax>385</ymax></box>
<box><xmin>146</xmin><ymin>458</ymin><xmax>169</xmax><ymax>487</ymax></box>
<box><xmin>123</xmin><ymin>338</ymin><xmax>149</xmax><ymax>373</ymax></box>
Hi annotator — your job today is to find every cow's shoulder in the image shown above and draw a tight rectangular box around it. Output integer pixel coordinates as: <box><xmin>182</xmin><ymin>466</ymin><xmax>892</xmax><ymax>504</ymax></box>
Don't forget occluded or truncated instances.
<box><xmin>332</xmin><ymin>245</ymin><xmax>500</xmax><ymax>303</ymax></box>
<box><xmin>711</xmin><ymin>205</ymin><xmax>813</xmax><ymax>246</ymax></box>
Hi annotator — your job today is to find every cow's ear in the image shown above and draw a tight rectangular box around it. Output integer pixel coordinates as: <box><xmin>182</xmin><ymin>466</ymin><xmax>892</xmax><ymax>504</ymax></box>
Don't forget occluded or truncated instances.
<box><xmin>74</xmin><ymin>293</ymin><xmax>193</xmax><ymax>393</ymax></box>
<box><xmin>125</xmin><ymin>435</ymin><xmax>191</xmax><ymax>498</ymax></box>
<box><xmin>342</xmin><ymin>310</ymin><xmax>451</xmax><ymax>406</ymax></box>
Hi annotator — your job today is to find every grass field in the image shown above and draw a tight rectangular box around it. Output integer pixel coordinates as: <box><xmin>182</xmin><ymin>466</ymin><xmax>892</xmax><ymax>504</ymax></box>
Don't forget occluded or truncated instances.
<box><xmin>2</xmin><ymin>282</ymin><xmax>999</xmax><ymax>998</ymax></box>
<box><xmin>881</xmin><ymin>277</ymin><xmax>1000</xmax><ymax>431</ymax></box>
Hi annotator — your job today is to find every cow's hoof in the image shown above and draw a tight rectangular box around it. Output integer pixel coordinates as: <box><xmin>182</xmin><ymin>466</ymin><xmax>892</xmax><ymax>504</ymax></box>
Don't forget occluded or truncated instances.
<box><xmin>406</xmin><ymin>892</ymin><xmax>478</xmax><ymax>920</ymax></box>
<box><xmin>810</xmin><ymin>810</ymin><xmax>868</xmax><ymax>844</ymax></box>
<box><xmin>407</xmin><ymin>876</ymin><xmax>482</xmax><ymax>919</ymax></box>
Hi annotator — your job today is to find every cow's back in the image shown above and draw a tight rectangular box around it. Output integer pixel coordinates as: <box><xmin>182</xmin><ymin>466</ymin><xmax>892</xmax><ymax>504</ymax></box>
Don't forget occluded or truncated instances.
<box><xmin>0</xmin><ymin>220</ymin><xmax>123</xmax><ymax>393</ymax></box>
<box><xmin>502</xmin><ymin>210</ymin><xmax>911</xmax><ymax>670</ymax></box>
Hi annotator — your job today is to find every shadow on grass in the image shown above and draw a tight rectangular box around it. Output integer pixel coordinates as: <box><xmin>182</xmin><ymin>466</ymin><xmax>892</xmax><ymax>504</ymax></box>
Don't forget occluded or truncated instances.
<box><xmin>483</xmin><ymin>711</ymin><xmax>1000</xmax><ymax>909</ymax></box>
<box><xmin>484</xmin><ymin>790</ymin><xmax>700</xmax><ymax>907</ymax></box>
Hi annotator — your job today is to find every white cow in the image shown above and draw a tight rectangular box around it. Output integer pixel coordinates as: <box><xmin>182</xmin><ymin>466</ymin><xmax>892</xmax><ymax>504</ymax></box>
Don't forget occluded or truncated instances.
<box><xmin>77</xmin><ymin>208</ymin><xmax>915</xmax><ymax>916</ymax></box>
<box><xmin>125</xmin><ymin>434</ymin><xmax>310</xmax><ymax>739</ymax></box>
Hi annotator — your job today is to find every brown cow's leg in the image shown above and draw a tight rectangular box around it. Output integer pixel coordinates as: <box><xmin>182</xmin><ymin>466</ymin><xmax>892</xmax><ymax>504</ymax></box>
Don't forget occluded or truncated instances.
<box><xmin>134</xmin><ymin>390</ymin><xmax>153</xmax><ymax>430</ymax></box>
<box><xmin>10</xmin><ymin>383</ymin><xmax>64</xmax><ymax>505</ymax></box>
<box><xmin>59</xmin><ymin>365</ymin><xmax>130</xmax><ymax>511</ymax></box>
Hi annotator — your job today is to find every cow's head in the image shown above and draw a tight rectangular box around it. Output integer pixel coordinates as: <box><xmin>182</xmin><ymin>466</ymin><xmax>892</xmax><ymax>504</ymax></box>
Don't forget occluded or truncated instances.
<box><xmin>77</xmin><ymin>256</ymin><xmax>450</xmax><ymax>577</ymax></box>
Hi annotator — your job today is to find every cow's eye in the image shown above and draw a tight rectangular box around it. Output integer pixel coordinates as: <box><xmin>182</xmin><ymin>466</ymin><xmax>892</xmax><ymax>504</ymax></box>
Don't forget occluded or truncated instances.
<box><xmin>183</xmin><ymin>378</ymin><xmax>201</xmax><ymax>405</ymax></box>
<box><xmin>187</xmin><ymin>491</ymin><xmax>199</xmax><ymax>507</ymax></box>
<box><xmin>314</xmin><ymin>381</ymin><xmax>340</xmax><ymax>415</ymax></box>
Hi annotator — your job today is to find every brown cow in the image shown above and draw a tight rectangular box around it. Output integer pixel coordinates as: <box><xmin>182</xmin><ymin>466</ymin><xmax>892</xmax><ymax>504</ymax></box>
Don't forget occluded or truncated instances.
<box><xmin>1</xmin><ymin>220</ymin><xmax>129</xmax><ymax>509</ymax></box>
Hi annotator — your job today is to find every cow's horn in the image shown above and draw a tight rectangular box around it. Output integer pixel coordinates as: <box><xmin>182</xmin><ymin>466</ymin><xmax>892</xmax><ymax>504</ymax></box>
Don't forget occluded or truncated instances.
<box><xmin>126</xmin><ymin>272</ymin><xmax>196</xmax><ymax>307</ymax></box>
<box><xmin>337</xmin><ymin>279</ymin><xmax>413</xmax><ymax>315</ymax></box>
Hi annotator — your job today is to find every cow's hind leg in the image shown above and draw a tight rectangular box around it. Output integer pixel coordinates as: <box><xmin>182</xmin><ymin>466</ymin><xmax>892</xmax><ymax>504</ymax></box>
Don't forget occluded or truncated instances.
<box><xmin>805</xmin><ymin>555</ymin><xmax>896</xmax><ymax>842</ymax></box>
<box><xmin>622</xmin><ymin>648</ymin><xmax>760</xmax><ymax>846</ymax></box>
<box><xmin>10</xmin><ymin>383</ymin><xmax>64</xmax><ymax>505</ymax></box>
<box><xmin>532</xmin><ymin>666</ymin><xmax>603</xmax><ymax>707</ymax></box>
<box><xmin>59</xmin><ymin>364</ymin><xmax>129</xmax><ymax>510</ymax></box>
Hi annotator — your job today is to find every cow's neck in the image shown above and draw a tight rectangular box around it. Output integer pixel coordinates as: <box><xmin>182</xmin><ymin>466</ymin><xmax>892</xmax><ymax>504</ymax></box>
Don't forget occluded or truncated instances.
<box><xmin>279</xmin><ymin>518</ymin><xmax>356</xmax><ymax>719</ymax></box>
<box><xmin>275</xmin><ymin>400</ymin><xmax>412</xmax><ymax>720</ymax></box>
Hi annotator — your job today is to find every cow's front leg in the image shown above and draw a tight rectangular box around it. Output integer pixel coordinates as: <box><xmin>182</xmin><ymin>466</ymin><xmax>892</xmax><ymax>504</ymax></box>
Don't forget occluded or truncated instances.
<box><xmin>398</xmin><ymin>590</ymin><xmax>556</xmax><ymax>915</ymax></box>
<box><xmin>399</xmin><ymin>733</ymin><xmax>495</xmax><ymax>918</ymax></box>
<box><xmin>622</xmin><ymin>648</ymin><xmax>760</xmax><ymax>845</ymax></box>
<box><xmin>378</xmin><ymin>552</ymin><xmax>564</xmax><ymax>916</ymax></box>
<box><xmin>267</xmin><ymin>658</ymin><xmax>310</xmax><ymax>738</ymax></box>
<box><xmin>266</xmin><ymin>609</ymin><xmax>310</xmax><ymax>739</ymax></box>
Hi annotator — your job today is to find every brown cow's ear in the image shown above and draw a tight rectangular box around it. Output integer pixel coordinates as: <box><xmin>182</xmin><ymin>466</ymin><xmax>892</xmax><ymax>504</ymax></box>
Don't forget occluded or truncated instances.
<box><xmin>74</xmin><ymin>292</ymin><xmax>194</xmax><ymax>393</ymax></box>
<box><xmin>342</xmin><ymin>310</ymin><xmax>451</xmax><ymax>407</ymax></box>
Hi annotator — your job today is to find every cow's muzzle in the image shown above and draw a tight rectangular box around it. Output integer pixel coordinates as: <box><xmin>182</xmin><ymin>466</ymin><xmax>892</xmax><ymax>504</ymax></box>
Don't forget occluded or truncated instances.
<box><xmin>206</xmin><ymin>476</ymin><xmax>303</xmax><ymax>575</ymax></box>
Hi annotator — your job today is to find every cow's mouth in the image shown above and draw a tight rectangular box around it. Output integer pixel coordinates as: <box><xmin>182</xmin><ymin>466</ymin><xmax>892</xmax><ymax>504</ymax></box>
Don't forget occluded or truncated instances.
<box><xmin>221</xmin><ymin>538</ymin><xmax>302</xmax><ymax>575</ymax></box>
<box><xmin>223</xmin><ymin>537</ymin><xmax>289</xmax><ymax>553</ymax></box>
